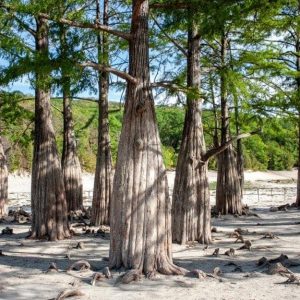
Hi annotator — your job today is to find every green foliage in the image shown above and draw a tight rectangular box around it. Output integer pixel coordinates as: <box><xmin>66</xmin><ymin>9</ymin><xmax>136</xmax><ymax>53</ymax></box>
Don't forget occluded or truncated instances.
<box><xmin>1</xmin><ymin>98</ymin><xmax>297</xmax><ymax>172</ymax></box>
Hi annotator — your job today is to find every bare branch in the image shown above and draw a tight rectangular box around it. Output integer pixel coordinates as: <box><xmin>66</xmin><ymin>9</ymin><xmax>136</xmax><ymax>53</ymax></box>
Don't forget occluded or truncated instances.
<box><xmin>38</xmin><ymin>13</ymin><xmax>131</xmax><ymax>40</ymax></box>
<box><xmin>151</xmin><ymin>81</ymin><xmax>188</xmax><ymax>92</ymax></box>
<box><xmin>151</xmin><ymin>14</ymin><xmax>187</xmax><ymax>57</ymax></box>
<box><xmin>202</xmin><ymin>130</ymin><xmax>261</xmax><ymax>162</ymax></box>
<box><xmin>79</xmin><ymin>61</ymin><xmax>137</xmax><ymax>83</ymax></box>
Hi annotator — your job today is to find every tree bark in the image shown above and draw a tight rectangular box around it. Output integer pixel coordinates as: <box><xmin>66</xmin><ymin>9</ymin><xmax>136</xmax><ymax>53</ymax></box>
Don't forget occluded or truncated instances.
<box><xmin>62</xmin><ymin>84</ymin><xmax>83</xmax><ymax>212</ymax></box>
<box><xmin>30</xmin><ymin>16</ymin><xmax>70</xmax><ymax>240</ymax></box>
<box><xmin>234</xmin><ymin>96</ymin><xmax>244</xmax><ymax>198</ymax></box>
<box><xmin>172</xmin><ymin>19</ymin><xmax>211</xmax><ymax>245</ymax></box>
<box><xmin>297</xmin><ymin>118</ymin><xmax>300</xmax><ymax>206</ymax></box>
<box><xmin>91</xmin><ymin>0</ymin><xmax>112</xmax><ymax>226</ymax></box>
<box><xmin>60</xmin><ymin>25</ymin><xmax>83</xmax><ymax>212</ymax></box>
<box><xmin>296</xmin><ymin>3</ymin><xmax>300</xmax><ymax>206</ymax></box>
<box><xmin>0</xmin><ymin>136</ymin><xmax>8</xmax><ymax>218</ymax></box>
<box><xmin>216</xmin><ymin>34</ymin><xmax>242</xmax><ymax>215</ymax></box>
<box><xmin>109</xmin><ymin>0</ymin><xmax>185</xmax><ymax>276</ymax></box>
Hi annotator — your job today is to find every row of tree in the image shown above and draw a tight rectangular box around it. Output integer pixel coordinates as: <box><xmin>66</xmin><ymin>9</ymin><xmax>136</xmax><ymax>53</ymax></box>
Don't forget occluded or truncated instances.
<box><xmin>0</xmin><ymin>0</ymin><xmax>299</xmax><ymax>275</ymax></box>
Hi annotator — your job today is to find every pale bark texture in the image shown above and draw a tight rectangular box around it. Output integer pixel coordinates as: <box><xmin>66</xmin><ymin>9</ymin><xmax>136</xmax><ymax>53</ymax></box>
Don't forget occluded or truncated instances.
<box><xmin>216</xmin><ymin>34</ymin><xmax>242</xmax><ymax>215</ymax></box>
<box><xmin>60</xmin><ymin>23</ymin><xmax>83</xmax><ymax>212</ymax></box>
<box><xmin>59</xmin><ymin>22</ymin><xmax>83</xmax><ymax>212</ymax></box>
<box><xmin>0</xmin><ymin>137</ymin><xmax>8</xmax><ymax>218</ymax></box>
<box><xmin>109</xmin><ymin>0</ymin><xmax>185</xmax><ymax>276</ymax></box>
<box><xmin>234</xmin><ymin>99</ymin><xmax>244</xmax><ymax>198</ymax></box>
<box><xmin>30</xmin><ymin>17</ymin><xmax>70</xmax><ymax>240</ymax></box>
<box><xmin>62</xmin><ymin>87</ymin><xmax>83</xmax><ymax>212</ymax></box>
<box><xmin>296</xmin><ymin>6</ymin><xmax>300</xmax><ymax>206</ymax></box>
<box><xmin>172</xmin><ymin>22</ymin><xmax>211</xmax><ymax>245</ymax></box>
<box><xmin>91</xmin><ymin>0</ymin><xmax>112</xmax><ymax>226</ymax></box>
<box><xmin>297</xmin><ymin>121</ymin><xmax>300</xmax><ymax>206</ymax></box>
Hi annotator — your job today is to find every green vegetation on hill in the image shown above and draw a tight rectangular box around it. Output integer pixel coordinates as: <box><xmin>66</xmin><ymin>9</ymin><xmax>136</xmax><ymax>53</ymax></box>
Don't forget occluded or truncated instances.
<box><xmin>3</xmin><ymin>98</ymin><xmax>297</xmax><ymax>172</ymax></box>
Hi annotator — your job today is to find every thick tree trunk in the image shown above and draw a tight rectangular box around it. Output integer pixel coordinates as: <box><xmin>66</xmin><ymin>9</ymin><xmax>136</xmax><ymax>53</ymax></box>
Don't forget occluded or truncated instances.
<box><xmin>216</xmin><ymin>34</ymin><xmax>242</xmax><ymax>215</ymax></box>
<box><xmin>91</xmin><ymin>0</ymin><xmax>112</xmax><ymax>226</ymax></box>
<box><xmin>172</xmin><ymin>21</ymin><xmax>211</xmax><ymax>245</ymax></box>
<box><xmin>30</xmin><ymin>17</ymin><xmax>70</xmax><ymax>240</ymax></box>
<box><xmin>109</xmin><ymin>0</ymin><xmax>185</xmax><ymax>276</ymax></box>
<box><xmin>62</xmin><ymin>86</ymin><xmax>83</xmax><ymax>212</ymax></box>
<box><xmin>0</xmin><ymin>137</ymin><xmax>8</xmax><ymax>218</ymax></box>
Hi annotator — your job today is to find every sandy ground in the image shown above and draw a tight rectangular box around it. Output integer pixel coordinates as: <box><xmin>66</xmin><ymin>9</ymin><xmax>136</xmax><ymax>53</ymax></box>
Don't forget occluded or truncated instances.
<box><xmin>8</xmin><ymin>169</ymin><xmax>298</xmax><ymax>194</ymax></box>
<box><xmin>1</xmin><ymin>170</ymin><xmax>299</xmax><ymax>300</ymax></box>
<box><xmin>0</xmin><ymin>209</ymin><xmax>300</xmax><ymax>300</ymax></box>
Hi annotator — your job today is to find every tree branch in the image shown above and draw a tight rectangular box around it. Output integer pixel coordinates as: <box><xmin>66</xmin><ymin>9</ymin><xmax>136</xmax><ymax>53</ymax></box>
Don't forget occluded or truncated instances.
<box><xmin>151</xmin><ymin>14</ymin><xmax>187</xmax><ymax>57</ymax></box>
<box><xmin>202</xmin><ymin>130</ymin><xmax>261</xmax><ymax>162</ymax></box>
<box><xmin>12</xmin><ymin>14</ymin><xmax>36</xmax><ymax>37</ymax></box>
<box><xmin>151</xmin><ymin>81</ymin><xmax>188</xmax><ymax>92</ymax></box>
<box><xmin>150</xmin><ymin>2</ymin><xmax>188</xmax><ymax>9</ymax></box>
<box><xmin>38</xmin><ymin>13</ymin><xmax>131</xmax><ymax>41</ymax></box>
<box><xmin>79</xmin><ymin>61</ymin><xmax>138</xmax><ymax>84</ymax></box>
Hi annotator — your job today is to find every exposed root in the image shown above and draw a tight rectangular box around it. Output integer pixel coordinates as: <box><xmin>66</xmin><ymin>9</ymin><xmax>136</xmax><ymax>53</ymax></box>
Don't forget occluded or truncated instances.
<box><xmin>91</xmin><ymin>272</ymin><xmax>106</xmax><ymax>286</ymax></box>
<box><xmin>55</xmin><ymin>289</ymin><xmax>85</xmax><ymax>300</ymax></box>
<box><xmin>213</xmin><ymin>267</ymin><xmax>222</xmax><ymax>277</ymax></box>
<box><xmin>118</xmin><ymin>269</ymin><xmax>142</xmax><ymax>284</ymax></box>
<box><xmin>47</xmin><ymin>262</ymin><xmax>59</xmax><ymax>273</ymax></box>
<box><xmin>1</xmin><ymin>227</ymin><xmax>13</xmax><ymax>235</ymax></box>
<box><xmin>242</xmin><ymin>206</ymin><xmax>260</xmax><ymax>218</ymax></box>
<box><xmin>257</xmin><ymin>254</ymin><xmax>300</xmax><ymax>270</ymax></box>
<box><xmin>235</xmin><ymin>228</ymin><xmax>249</xmax><ymax>235</ymax></box>
<box><xmin>212</xmin><ymin>248</ymin><xmax>220</xmax><ymax>256</ymax></box>
<box><xmin>224</xmin><ymin>248</ymin><xmax>235</xmax><ymax>256</ymax></box>
<box><xmin>257</xmin><ymin>257</ymin><xmax>268</xmax><ymax>267</ymax></box>
<box><xmin>282</xmin><ymin>273</ymin><xmax>300</xmax><ymax>285</ymax></box>
<box><xmin>157</xmin><ymin>256</ymin><xmax>188</xmax><ymax>275</ymax></box>
<box><xmin>0</xmin><ymin>250</ymin><xmax>5</xmax><ymax>256</ymax></box>
<box><xmin>234</xmin><ymin>233</ymin><xmax>244</xmax><ymax>243</ymax></box>
<box><xmin>186</xmin><ymin>269</ymin><xmax>207</xmax><ymax>279</ymax></box>
<box><xmin>206</xmin><ymin>267</ymin><xmax>222</xmax><ymax>280</ymax></box>
<box><xmin>67</xmin><ymin>260</ymin><xmax>91</xmax><ymax>272</ymax></box>
<box><xmin>269</xmin><ymin>254</ymin><xmax>288</xmax><ymax>264</ymax></box>
<box><xmin>278</xmin><ymin>204</ymin><xmax>290</xmax><ymax>211</ymax></box>
<box><xmin>90</xmin><ymin>267</ymin><xmax>112</xmax><ymax>285</ymax></box>
<box><xmin>267</xmin><ymin>262</ymin><xmax>290</xmax><ymax>275</ymax></box>
<box><xmin>102</xmin><ymin>267</ymin><xmax>112</xmax><ymax>279</ymax></box>
<box><xmin>267</xmin><ymin>260</ymin><xmax>300</xmax><ymax>285</ymax></box>
<box><xmin>261</xmin><ymin>232</ymin><xmax>278</xmax><ymax>239</ymax></box>
<box><xmin>238</xmin><ymin>240</ymin><xmax>252</xmax><ymax>251</ymax></box>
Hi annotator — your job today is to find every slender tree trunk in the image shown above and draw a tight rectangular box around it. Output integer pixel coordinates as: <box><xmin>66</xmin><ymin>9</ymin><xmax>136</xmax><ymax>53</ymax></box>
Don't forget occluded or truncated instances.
<box><xmin>296</xmin><ymin>29</ymin><xmax>300</xmax><ymax>206</ymax></box>
<box><xmin>30</xmin><ymin>17</ymin><xmax>70</xmax><ymax>240</ymax></box>
<box><xmin>91</xmin><ymin>0</ymin><xmax>112</xmax><ymax>226</ymax></box>
<box><xmin>172</xmin><ymin>20</ymin><xmax>211</xmax><ymax>245</ymax></box>
<box><xmin>216</xmin><ymin>34</ymin><xmax>242</xmax><ymax>215</ymax></box>
<box><xmin>62</xmin><ymin>82</ymin><xmax>83</xmax><ymax>212</ymax></box>
<box><xmin>60</xmin><ymin>23</ymin><xmax>83</xmax><ymax>212</ymax></box>
<box><xmin>234</xmin><ymin>97</ymin><xmax>244</xmax><ymax>198</ymax></box>
<box><xmin>209</xmin><ymin>74</ymin><xmax>219</xmax><ymax>150</ymax></box>
<box><xmin>0</xmin><ymin>137</ymin><xmax>8</xmax><ymax>218</ymax></box>
<box><xmin>109</xmin><ymin>0</ymin><xmax>185</xmax><ymax>276</ymax></box>
<box><xmin>297</xmin><ymin>117</ymin><xmax>300</xmax><ymax>206</ymax></box>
